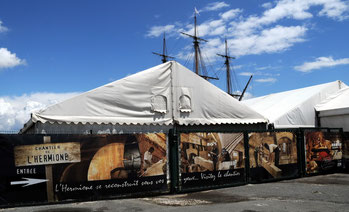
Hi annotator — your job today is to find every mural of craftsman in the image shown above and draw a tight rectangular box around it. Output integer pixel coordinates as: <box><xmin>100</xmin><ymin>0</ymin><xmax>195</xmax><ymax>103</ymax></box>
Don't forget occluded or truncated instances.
<box><xmin>180</xmin><ymin>133</ymin><xmax>244</xmax><ymax>173</ymax></box>
<box><xmin>305</xmin><ymin>131</ymin><xmax>342</xmax><ymax>174</ymax></box>
<box><xmin>249</xmin><ymin>132</ymin><xmax>298</xmax><ymax>181</ymax></box>
<box><xmin>180</xmin><ymin>133</ymin><xmax>245</xmax><ymax>188</ymax></box>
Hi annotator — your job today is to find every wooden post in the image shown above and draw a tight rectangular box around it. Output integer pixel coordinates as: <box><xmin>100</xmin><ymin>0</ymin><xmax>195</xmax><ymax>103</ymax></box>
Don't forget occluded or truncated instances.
<box><xmin>43</xmin><ymin>136</ymin><xmax>55</xmax><ymax>202</ymax></box>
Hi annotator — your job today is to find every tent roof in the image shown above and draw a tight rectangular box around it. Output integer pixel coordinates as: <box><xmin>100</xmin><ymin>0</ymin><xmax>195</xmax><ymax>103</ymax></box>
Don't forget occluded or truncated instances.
<box><xmin>315</xmin><ymin>86</ymin><xmax>349</xmax><ymax>116</ymax></box>
<box><xmin>27</xmin><ymin>61</ymin><xmax>267</xmax><ymax>128</ymax></box>
<box><xmin>243</xmin><ymin>80</ymin><xmax>345</xmax><ymax>128</ymax></box>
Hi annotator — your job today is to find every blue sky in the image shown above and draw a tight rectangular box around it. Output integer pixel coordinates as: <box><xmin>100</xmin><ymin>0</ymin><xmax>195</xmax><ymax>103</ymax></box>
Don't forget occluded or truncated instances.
<box><xmin>0</xmin><ymin>0</ymin><xmax>349</xmax><ymax>130</ymax></box>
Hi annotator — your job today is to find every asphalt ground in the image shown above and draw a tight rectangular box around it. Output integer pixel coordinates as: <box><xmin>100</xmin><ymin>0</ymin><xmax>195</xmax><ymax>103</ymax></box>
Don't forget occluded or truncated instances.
<box><xmin>1</xmin><ymin>173</ymin><xmax>349</xmax><ymax>212</ymax></box>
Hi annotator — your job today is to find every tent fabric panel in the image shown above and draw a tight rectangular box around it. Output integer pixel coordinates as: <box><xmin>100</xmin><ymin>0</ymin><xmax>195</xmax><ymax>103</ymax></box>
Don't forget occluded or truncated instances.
<box><xmin>315</xmin><ymin>86</ymin><xmax>349</xmax><ymax>131</ymax></box>
<box><xmin>31</xmin><ymin>62</ymin><xmax>174</xmax><ymax>125</ymax></box>
<box><xmin>243</xmin><ymin>80</ymin><xmax>344</xmax><ymax>127</ymax></box>
<box><xmin>171</xmin><ymin>62</ymin><xmax>267</xmax><ymax>125</ymax></box>
<box><xmin>24</xmin><ymin>61</ymin><xmax>268</xmax><ymax>130</ymax></box>
<box><xmin>315</xmin><ymin>87</ymin><xmax>349</xmax><ymax>112</ymax></box>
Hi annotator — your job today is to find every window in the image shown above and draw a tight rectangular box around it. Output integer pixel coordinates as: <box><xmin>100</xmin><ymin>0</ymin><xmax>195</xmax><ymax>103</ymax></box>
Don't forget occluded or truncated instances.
<box><xmin>151</xmin><ymin>95</ymin><xmax>167</xmax><ymax>113</ymax></box>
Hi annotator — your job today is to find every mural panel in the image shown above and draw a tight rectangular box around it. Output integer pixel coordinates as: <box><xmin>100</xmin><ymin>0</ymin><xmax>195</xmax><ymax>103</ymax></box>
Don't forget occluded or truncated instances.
<box><xmin>248</xmin><ymin>132</ymin><xmax>298</xmax><ymax>181</ymax></box>
<box><xmin>0</xmin><ymin>133</ymin><xmax>167</xmax><ymax>206</ymax></box>
<box><xmin>180</xmin><ymin>132</ymin><xmax>245</xmax><ymax>188</ymax></box>
<box><xmin>305</xmin><ymin>131</ymin><xmax>342</xmax><ymax>174</ymax></box>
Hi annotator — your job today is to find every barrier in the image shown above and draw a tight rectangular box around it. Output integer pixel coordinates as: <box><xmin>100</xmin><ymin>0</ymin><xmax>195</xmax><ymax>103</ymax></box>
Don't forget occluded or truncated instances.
<box><xmin>0</xmin><ymin>133</ymin><xmax>169</xmax><ymax>207</ymax></box>
<box><xmin>0</xmin><ymin>127</ymin><xmax>348</xmax><ymax>207</ymax></box>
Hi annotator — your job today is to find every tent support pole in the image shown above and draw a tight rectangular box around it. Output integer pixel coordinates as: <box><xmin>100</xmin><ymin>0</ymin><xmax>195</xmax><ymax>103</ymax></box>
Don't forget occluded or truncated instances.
<box><xmin>243</xmin><ymin>132</ymin><xmax>250</xmax><ymax>183</ymax></box>
<box><xmin>315</xmin><ymin>111</ymin><xmax>321</xmax><ymax>128</ymax></box>
<box><xmin>169</xmin><ymin>127</ymin><xmax>179</xmax><ymax>193</ymax></box>
<box><xmin>298</xmin><ymin>129</ymin><xmax>306</xmax><ymax>177</ymax></box>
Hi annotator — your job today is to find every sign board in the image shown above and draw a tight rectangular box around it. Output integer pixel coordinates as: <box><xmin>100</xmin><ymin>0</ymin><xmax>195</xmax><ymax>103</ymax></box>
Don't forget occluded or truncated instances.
<box><xmin>14</xmin><ymin>142</ymin><xmax>81</xmax><ymax>166</ymax></box>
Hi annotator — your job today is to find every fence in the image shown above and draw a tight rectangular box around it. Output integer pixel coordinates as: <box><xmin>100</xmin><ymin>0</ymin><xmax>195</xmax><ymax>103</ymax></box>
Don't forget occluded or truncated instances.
<box><xmin>0</xmin><ymin>127</ymin><xmax>347</xmax><ymax>207</ymax></box>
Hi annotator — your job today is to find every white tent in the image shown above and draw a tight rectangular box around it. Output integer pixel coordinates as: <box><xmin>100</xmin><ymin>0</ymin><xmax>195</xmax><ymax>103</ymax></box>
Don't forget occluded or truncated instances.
<box><xmin>315</xmin><ymin>87</ymin><xmax>349</xmax><ymax>131</ymax></box>
<box><xmin>21</xmin><ymin>61</ymin><xmax>267</xmax><ymax>134</ymax></box>
<box><xmin>243</xmin><ymin>80</ymin><xmax>346</xmax><ymax>128</ymax></box>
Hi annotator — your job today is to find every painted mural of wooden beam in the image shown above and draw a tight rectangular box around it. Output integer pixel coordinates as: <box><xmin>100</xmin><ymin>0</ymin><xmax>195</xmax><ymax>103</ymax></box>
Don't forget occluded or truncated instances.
<box><xmin>260</xmin><ymin>157</ymin><xmax>282</xmax><ymax>178</ymax></box>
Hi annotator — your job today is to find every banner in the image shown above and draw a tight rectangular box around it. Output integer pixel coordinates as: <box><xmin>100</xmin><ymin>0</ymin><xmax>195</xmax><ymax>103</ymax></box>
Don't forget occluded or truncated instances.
<box><xmin>14</xmin><ymin>142</ymin><xmax>81</xmax><ymax>166</ymax></box>
<box><xmin>305</xmin><ymin>131</ymin><xmax>342</xmax><ymax>174</ymax></box>
<box><xmin>0</xmin><ymin>133</ymin><xmax>167</xmax><ymax>206</ymax></box>
<box><xmin>249</xmin><ymin>132</ymin><xmax>298</xmax><ymax>181</ymax></box>
<box><xmin>180</xmin><ymin>133</ymin><xmax>245</xmax><ymax>188</ymax></box>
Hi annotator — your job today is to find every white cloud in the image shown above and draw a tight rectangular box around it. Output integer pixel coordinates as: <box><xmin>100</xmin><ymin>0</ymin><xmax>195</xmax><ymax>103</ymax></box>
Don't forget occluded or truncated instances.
<box><xmin>0</xmin><ymin>48</ymin><xmax>26</xmax><ymax>69</ymax></box>
<box><xmin>255</xmin><ymin>77</ymin><xmax>277</xmax><ymax>83</ymax></box>
<box><xmin>0</xmin><ymin>20</ymin><xmax>8</xmax><ymax>33</ymax></box>
<box><xmin>239</xmin><ymin>70</ymin><xmax>281</xmax><ymax>78</ymax></box>
<box><xmin>255</xmin><ymin>66</ymin><xmax>271</xmax><ymax>71</ymax></box>
<box><xmin>147</xmin><ymin>0</ymin><xmax>348</xmax><ymax>60</ymax></box>
<box><xmin>146</xmin><ymin>25</ymin><xmax>176</xmax><ymax>37</ymax></box>
<box><xmin>180</xmin><ymin>24</ymin><xmax>307</xmax><ymax>63</ymax></box>
<box><xmin>201</xmin><ymin>2</ymin><xmax>230</xmax><ymax>12</ymax></box>
<box><xmin>210</xmin><ymin>25</ymin><xmax>226</xmax><ymax>36</ymax></box>
<box><xmin>239</xmin><ymin>72</ymin><xmax>253</xmax><ymax>76</ymax></box>
<box><xmin>261</xmin><ymin>0</ymin><xmax>348</xmax><ymax>24</ymax></box>
<box><xmin>0</xmin><ymin>92</ymin><xmax>80</xmax><ymax>131</ymax></box>
<box><xmin>229</xmin><ymin>25</ymin><xmax>307</xmax><ymax>57</ymax></box>
<box><xmin>183</xmin><ymin>19</ymin><xmax>226</xmax><ymax>38</ymax></box>
<box><xmin>318</xmin><ymin>0</ymin><xmax>349</xmax><ymax>20</ymax></box>
<box><xmin>219</xmin><ymin>9</ymin><xmax>242</xmax><ymax>20</ymax></box>
<box><xmin>230</xmin><ymin>0</ymin><xmax>348</xmax><ymax>38</ymax></box>
<box><xmin>294</xmin><ymin>56</ymin><xmax>349</xmax><ymax>72</ymax></box>
<box><xmin>262</xmin><ymin>2</ymin><xmax>273</xmax><ymax>9</ymax></box>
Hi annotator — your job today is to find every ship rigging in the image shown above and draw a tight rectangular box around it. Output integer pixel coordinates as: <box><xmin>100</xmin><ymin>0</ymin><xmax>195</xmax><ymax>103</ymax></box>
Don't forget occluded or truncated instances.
<box><xmin>152</xmin><ymin>9</ymin><xmax>252</xmax><ymax>101</ymax></box>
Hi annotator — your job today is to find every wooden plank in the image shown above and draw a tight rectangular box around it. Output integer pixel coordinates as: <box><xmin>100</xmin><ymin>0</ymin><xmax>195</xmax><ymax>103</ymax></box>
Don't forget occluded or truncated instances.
<box><xmin>194</xmin><ymin>156</ymin><xmax>214</xmax><ymax>171</ymax></box>
<box><xmin>260</xmin><ymin>157</ymin><xmax>282</xmax><ymax>178</ymax></box>
<box><xmin>143</xmin><ymin>159</ymin><xmax>166</xmax><ymax>176</ymax></box>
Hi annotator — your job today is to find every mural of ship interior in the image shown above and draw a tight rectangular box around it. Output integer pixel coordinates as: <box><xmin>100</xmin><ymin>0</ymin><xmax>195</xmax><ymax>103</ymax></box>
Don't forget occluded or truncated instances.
<box><xmin>249</xmin><ymin>132</ymin><xmax>298</xmax><ymax>180</ymax></box>
<box><xmin>180</xmin><ymin>132</ymin><xmax>245</xmax><ymax>173</ymax></box>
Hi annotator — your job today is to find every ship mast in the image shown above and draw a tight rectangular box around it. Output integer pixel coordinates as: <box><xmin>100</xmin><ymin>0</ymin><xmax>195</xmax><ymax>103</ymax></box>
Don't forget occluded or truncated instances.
<box><xmin>181</xmin><ymin>10</ymin><xmax>218</xmax><ymax>80</ymax></box>
<box><xmin>152</xmin><ymin>33</ymin><xmax>174</xmax><ymax>63</ymax></box>
<box><xmin>217</xmin><ymin>38</ymin><xmax>252</xmax><ymax>101</ymax></box>
<box><xmin>217</xmin><ymin>39</ymin><xmax>236</xmax><ymax>96</ymax></box>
